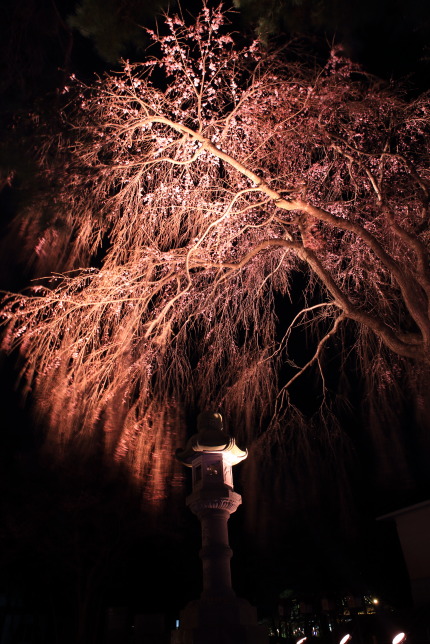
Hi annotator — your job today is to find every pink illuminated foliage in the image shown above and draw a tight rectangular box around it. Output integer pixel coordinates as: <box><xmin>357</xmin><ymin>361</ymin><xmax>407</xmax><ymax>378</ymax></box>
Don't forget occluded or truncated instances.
<box><xmin>2</xmin><ymin>5</ymin><xmax>430</xmax><ymax>514</ymax></box>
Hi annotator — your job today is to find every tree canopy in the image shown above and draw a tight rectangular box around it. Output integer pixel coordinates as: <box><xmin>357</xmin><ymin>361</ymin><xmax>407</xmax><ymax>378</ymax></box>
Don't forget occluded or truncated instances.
<box><xmin>2</xmin><ymin>5</ymin><xmax>430</xmax><ymax>521</ymax></box>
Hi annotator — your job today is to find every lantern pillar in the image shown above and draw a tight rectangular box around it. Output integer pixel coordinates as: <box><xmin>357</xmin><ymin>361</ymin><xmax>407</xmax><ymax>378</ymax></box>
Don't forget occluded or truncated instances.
<box><xmin>172</xmin><ymin>412</ymin><xmax>268</xmax><ymax>644</ymax></box>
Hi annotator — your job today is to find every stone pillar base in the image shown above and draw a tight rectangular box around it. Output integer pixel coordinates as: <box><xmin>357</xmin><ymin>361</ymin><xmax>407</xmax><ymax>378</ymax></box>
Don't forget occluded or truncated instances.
<box><xmin>171</xmin><ymin>596</ymin><xmax>268</xmax><ymax>644</ymax></box>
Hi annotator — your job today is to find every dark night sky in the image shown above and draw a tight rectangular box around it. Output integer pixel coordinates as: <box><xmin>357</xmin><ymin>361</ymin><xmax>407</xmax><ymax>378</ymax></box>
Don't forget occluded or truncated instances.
<box><xmin>0</xmin><ymin>1</ymin><xmax>429</xmax><ymax>641</ymax></box>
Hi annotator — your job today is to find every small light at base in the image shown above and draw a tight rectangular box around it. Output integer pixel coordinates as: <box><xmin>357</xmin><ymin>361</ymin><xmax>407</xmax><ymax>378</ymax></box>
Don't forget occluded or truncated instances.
<box><xmin>340</xmin><ymin>635</ymin><xmax>352</xmax><ymax>644</ymax></box>
<box><xmin>372</xmin><ymin>598</ymin><xmax>379</xmax><ymax>604</ymax></box>
<box><xmin>392</xmin><ymin>633</ymin><xmax>406</xmax><ymax>644</ymax></box>
<box><xmin>297</xmin><ymin>637</ymin><xmax>307</xmax><ymax>644</ymax></box>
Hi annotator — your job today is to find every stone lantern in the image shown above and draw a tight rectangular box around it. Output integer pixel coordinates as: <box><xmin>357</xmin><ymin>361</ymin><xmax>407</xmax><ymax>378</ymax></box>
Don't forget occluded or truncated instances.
<box><xmin>172</xmin><ymin>412</ymin><xmax>268</xmax><ymax>644</ymax></box>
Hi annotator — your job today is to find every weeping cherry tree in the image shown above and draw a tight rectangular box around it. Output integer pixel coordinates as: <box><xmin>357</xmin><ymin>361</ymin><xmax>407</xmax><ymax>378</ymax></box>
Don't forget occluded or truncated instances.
<box><xmin>2</xmin><ymin>5</ymin><xmax>430</xmax><ymax>516</ymax></box>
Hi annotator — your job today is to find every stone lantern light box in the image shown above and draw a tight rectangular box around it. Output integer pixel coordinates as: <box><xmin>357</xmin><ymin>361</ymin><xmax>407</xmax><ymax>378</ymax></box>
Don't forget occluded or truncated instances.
<box><xmin>192</xmin><ymin>448</ymin><xmax>234</xmax><ymax>490</ymax></box>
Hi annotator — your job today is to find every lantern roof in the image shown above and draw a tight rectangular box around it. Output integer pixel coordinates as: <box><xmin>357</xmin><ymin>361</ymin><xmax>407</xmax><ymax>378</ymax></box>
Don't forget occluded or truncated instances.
<box><xmin>175</xmin><ymin>411</ymin><xmax>247</xmax><ymax>467</ymax></box>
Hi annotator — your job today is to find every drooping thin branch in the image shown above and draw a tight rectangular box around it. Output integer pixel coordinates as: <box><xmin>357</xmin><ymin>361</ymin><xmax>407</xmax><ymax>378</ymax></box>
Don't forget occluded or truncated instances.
<box><xmin>275</xmin><ymin>312</ymin><xmax>346</xmax><ymax>406</ymax></box>
<box><xmin>264</xmin><ymin>302</ymin><xmax>338</xmax><ymax>363</ymax></box>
